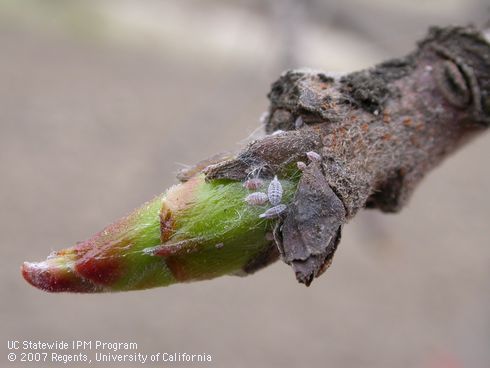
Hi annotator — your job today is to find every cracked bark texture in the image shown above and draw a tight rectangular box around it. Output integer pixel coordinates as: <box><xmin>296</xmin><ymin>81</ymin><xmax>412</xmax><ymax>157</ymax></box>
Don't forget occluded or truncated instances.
<box><xmin>194</xmin><ymin>26</ymin><xmax>489</xmax><ymax>285</ymax></box>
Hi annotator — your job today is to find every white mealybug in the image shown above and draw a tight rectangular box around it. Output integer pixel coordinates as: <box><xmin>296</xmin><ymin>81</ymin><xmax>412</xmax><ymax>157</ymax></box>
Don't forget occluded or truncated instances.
<box><xmin>243</xmin><ymin>178</ymin><xmax>264</xmax><ymax>190</ymax></box>
<box><xmin>244</xmin><ymin>192</ymin><xmax>269</xmax><ymax>206</ymax></box>
<box><xmin>259</xmin><ymin>204</ymin><xmax>287</xmax><ymax>219</ymax></box>
<box><xmin>272</xmin><ymin>130</ymin><xmax>285</xmax><ymax>135</ymax></box>
<box><xmin>267</xmin><ymin>176</ymin><xmax>283</xmax><ymax>206</ymax></box>
<box><xmin>306</xmin><ymin>151</ymin><xmax>322</xmax><ymax>162</ymax></box>
<box><xmin>295</xmin><ymin>116</ymin><xmax>304</xmax><ymax>129</ymax></box>
<box><xmin>296</xmin><ymin>161</ymin><xmax>307</xmax><ymax>171</ymax></box>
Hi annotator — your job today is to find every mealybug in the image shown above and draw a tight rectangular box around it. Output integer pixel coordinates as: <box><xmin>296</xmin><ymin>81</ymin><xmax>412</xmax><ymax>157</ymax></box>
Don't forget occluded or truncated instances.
<box><xmin>306</xmin><ymin>151</ymin><xmax>321</xmax><ymax>162</ymax></box>
<box><xmin>245</xmin><ymin>192</ymin><xmax>269</xmax><ymax>206</ymax></box>
<box><xmin>259</xmin><ymin>204</ymin><xmax>287</xmax><ymax>219</ymax></box>
<box><xmin>296</xmin><ymin>161</ymin><xmax>307</xmax><ymax>171</ymax></box>
<box><xmin>267</xmin><ymin>176</ymin><xmax>283</xmax><ymax>206</ymax></box>
<box><xmin>272</xmin><ymin>130</ymin><xmax>285</xmax><ymax>135</ymax></box>
<box><xmin>243</xmin><ymin>178</ymin><xmax>264</xmax><ymax>190</ymax></box>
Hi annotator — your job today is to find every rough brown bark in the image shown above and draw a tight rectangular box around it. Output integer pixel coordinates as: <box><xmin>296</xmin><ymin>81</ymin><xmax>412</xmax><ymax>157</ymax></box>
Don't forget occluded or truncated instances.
<box><xmin>187</xmin><ymin>26</ymin><xmax>489</xmax><ymax>285</ymax></box>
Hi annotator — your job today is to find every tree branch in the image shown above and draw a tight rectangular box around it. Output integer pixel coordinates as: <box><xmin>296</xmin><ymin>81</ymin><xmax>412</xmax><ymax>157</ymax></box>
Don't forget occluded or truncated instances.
<box><xmin>22</xmin><ymin>25</ymin><xmax>489</xmax><ymax>292</ymax></box>
<box><xmin>204</xmin><ymin>25</ymin><xmax>490</xmax><ymax>284</ymax></box>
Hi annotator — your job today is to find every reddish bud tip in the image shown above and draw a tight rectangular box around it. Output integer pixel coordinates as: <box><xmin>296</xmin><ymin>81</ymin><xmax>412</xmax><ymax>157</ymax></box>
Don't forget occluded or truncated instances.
<box><xmin>21</xmin><ymin>261</ymin><xmax>102</xmax><ymax>293</ymax></box>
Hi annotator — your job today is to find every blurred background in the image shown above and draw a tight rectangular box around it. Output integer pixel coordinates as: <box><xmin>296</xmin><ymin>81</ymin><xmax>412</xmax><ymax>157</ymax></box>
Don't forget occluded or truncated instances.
<box><xmin>1</xmin><ymin>1</ymin><xmax>489</xmax><ymax>367</ymax></box>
